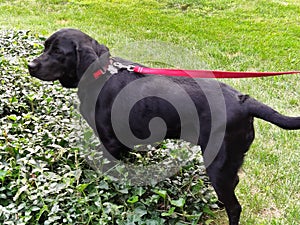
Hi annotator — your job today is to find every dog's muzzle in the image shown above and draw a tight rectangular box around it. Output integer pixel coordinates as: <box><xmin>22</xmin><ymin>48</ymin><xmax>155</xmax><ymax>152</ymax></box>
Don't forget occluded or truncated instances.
<box><xmin>28</xmin><ymin>61</ymin><xmax>41</xmax><ymax>75</ymax></box>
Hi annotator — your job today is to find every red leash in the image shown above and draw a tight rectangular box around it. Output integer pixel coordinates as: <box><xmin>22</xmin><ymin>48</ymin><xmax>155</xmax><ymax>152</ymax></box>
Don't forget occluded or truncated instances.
<box><xmin>133</xmin><ymin>66</ymin><xmax>300</xmax><ymax>79</ymax></box>
<box><xmin>93</xmin><ymin>61</ymin><xmax>300</xmax><ymax>79</ymax></box>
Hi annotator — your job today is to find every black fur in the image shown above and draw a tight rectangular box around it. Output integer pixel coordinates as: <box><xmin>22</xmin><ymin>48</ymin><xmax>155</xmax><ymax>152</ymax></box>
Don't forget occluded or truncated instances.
<box><xmin>28</xmin><ymin>28</ymin><xmax>300</xmax><ymax>225</ymax></box>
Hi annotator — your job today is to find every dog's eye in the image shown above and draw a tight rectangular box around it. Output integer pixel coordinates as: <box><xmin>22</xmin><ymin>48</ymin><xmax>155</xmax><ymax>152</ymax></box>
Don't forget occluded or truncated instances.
<box><xmin>52</xmin><ymin>47</ymin><xmax>64</xmax><ymax>55</ymax></box>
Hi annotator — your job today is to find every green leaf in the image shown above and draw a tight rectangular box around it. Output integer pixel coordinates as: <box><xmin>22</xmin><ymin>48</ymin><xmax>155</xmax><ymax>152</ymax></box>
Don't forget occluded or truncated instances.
<box><xmin>26</xmin><ymin>93</ymin><xmax>36</xmax><ymax>101</ymax></box>
<box><xmin>134</xmin><ymin>186</ymin><xmax>146</xmax><ymax>197</ymax></box>
<box><xmin>13</xmin><ymin>185</ymin><xmax>28</xmax><ymax>201</ymax></box>
<box><xmin>9</xmin><ymin>96</ymin><xmax>18</xmax><ymax>103</ymax></box>
<box><xmin>203</xmin><ymin>206</ymin><xmax>214</xmax><ymax>216</ymax></box>
<box><xmin>161</xmin><ymin>207</ymin><xmax>175</xmax><ymax>217</ymax></box>
<box><xmin>205</xmin><ymin>219</ymin><xmax>215</xmax><ymax>225</ymax></box>
<box><xmin>0</xmin><ymin>170</ymin><xmax>7</xmax><ymax>182</ymax></box>
<box><xmin>171</xmin><ymin>198</ymin><xmax>186</xmax><ymax>208</ymax></box>
<box><xmin>76</xmin><ymin>183</ymin><xmax>90</xmax><ymax>192</ymax></box>
<box><xmin>36</xmin><ymin>205</ymin><xmax>49</xmax><ymax>221</ymax></box>
<box><xmin>7</xmin><ymin>115</ymin><xmax>17</xmax><ymax>121</ymax></box>
<box><xmin>98</xmin><ymin>180</ymin><xmax>109</xmax><ymax>190</ymax></box>
<box><xmin>0</xmin><ymin>193</ymin><xmax>7</xmax><ymax>199</ymax></box>
<box><xmin>127</xmin><ymin>195</ymin><xmax>139</xmax><ymax>204</ymax></box>
<box><xmin>153</xmin><ymin>189</ymin><xmax>167</xmax><ymax>200</ymax></box>
<box><xmin>134</xmin><ymin>207</ymin><xmax>147</xmax><ymax>217</ymax></box>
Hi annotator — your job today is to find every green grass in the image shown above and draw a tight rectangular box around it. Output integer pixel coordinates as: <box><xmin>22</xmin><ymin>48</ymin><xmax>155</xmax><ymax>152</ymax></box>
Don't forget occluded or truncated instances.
<box><xmin>1</xmin><ymin>0</ymin><xmax>300</xmax><ymax>224</ymax></box>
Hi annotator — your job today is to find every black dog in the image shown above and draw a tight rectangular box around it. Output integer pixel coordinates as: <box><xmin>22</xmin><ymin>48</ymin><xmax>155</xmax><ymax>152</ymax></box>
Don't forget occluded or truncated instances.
<box><xmin>28</xmin><ymin>28</ymin><xmax>300</xmax><ymax>225</ymax></box>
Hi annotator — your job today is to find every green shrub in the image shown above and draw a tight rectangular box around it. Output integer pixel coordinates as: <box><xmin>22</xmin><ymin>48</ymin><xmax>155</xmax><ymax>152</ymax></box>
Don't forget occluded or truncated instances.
<box><xmin>0</xmin><ymin>30</ymin><xmax>218</xmax><ymax>225</ymax></box>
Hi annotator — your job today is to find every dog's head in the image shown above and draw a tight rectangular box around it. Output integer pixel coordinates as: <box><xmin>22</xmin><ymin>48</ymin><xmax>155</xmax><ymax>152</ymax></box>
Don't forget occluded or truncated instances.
<box><xmin>28</xmin><ymin>28</ymin><xmax>110</xmax><ymax>88</ymax></box>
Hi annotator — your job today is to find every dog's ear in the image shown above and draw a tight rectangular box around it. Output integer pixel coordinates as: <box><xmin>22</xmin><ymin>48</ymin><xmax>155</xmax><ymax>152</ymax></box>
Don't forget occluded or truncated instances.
<box><xmin>91</xmin><ymin>40</ymin><xmax>111</xmax><ymax>74</ymax></box>
<box><xmin>74</xmin><ymin>40</ymin><xmax>110</xmax><ymax>79</ymax></box>
<box><xmin>92</xmin><ymin>39</ymin><xmax>110</xmax><ymax>58</ymax></box>
<box><xmin>74</xmin><ymin>41</ymin><xmax>97</xmax><ymax>78</ymax></box>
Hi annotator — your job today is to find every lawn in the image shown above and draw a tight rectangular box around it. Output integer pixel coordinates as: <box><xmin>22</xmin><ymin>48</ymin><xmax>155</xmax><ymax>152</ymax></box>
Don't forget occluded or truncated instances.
<box><xmin>0</xmin><ymin>0</ymin><xmax>299</xmax><ymax>224</ymax></box>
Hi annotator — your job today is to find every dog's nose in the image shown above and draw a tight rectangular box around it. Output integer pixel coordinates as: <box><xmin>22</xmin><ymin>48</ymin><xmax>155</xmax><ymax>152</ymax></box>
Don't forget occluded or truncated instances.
<box><xmin>28</xmin><ymin>61</ymin><xmax>40</xmax><ymax>73</ymax></box>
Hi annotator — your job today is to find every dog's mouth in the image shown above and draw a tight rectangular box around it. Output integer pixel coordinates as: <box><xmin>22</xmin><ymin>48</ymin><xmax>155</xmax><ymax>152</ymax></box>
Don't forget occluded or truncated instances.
<box><xmin>28</xmin><ymin>61</ymin><xmax>61</xmax><ymax>82</ymax></box>
<box><xmin>29</xmin><ymin>70</ymin><xmax>59</xmax><ymax>82</ymax></box>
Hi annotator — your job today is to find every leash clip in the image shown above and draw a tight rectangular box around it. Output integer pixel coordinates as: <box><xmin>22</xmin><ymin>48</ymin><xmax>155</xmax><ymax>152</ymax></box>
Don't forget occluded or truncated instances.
<box><xmin>113</xmin><ymin>62</ymin><xmax>135</xmax><ymax>72</ymax></box>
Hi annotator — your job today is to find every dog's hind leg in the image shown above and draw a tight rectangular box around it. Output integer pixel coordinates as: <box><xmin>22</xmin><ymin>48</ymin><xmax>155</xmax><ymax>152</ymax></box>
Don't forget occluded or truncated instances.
<box><xmin>206</xmin><ymin>161</ymin><xmax>242</xmax><ymax>225</ymax></box>
<box><xmin>204</xmin><ymin>136</ymin><xmax>249</xmax><ymax>225</ymax></box>
<box><xmin>204</xmin><ymin>118</ymin><xmax>254</xmax><ymax>224</ymax></box>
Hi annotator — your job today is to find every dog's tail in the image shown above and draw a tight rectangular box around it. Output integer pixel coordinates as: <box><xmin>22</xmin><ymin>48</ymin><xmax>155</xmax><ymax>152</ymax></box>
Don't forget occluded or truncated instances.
<box><xmin>246</xmin><ymin>97</ymin><xmax>300</xmax><ymax>130</ymax></box>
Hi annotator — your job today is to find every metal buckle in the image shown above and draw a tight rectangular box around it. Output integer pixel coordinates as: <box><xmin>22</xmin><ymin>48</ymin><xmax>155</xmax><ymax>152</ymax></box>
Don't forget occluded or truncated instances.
<box><xmin>113</xmin><ymin>62</ymin><xmax>135</xmax><ymax>72</ymax></box>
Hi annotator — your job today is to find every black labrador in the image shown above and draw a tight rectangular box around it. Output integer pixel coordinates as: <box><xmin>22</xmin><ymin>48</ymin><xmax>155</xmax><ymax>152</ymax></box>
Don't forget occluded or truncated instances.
<box><xmin>28</xmin><ymin>28</ymin><xmax>300</xmax><ymax>225</ymax></box>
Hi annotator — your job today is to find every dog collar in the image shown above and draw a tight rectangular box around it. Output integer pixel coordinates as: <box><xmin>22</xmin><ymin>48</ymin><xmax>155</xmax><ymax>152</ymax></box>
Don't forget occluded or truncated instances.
<box><xmin>93</xmin><ymin>58</ymin><xmax>115</xmax><ymax>79</ymax></box>
<box><xmin>93</xmin><ymin>58</ymin><xmax>135</xmax><ymax>79</ymax></box>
